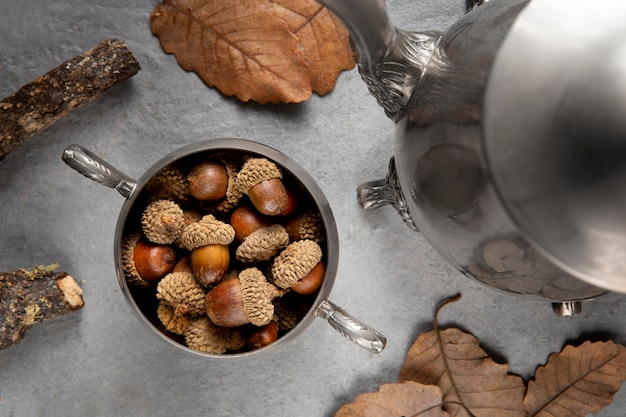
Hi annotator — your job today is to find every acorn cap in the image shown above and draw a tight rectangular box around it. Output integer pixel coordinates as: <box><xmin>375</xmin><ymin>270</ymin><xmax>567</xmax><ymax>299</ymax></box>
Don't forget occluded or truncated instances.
<box><xmin>185</xmin><ymin>317</ymin><xmax>245</xmax><ymax>354</ymax></box>
<box><xmin>212</xmin><ymin>158</ymin><xmax>244</xmax><ymax>213</ymax></box>
<box><xmin>287</xmin><ymin>211</ymin><xmax>325</xmax><ymax>242</ymax></box>
<box><xmin>273</xmin><ymin>298</ymin><xmax>299</xmax><ymax>331</ymax></box>
<box><xmin>121</xmin><ymin>233</ymin><xmax>150</xmax><ymax>288</ymax></box>
<box><xmin>141</xmin><ymin>199</ymin><xmax>186</xmax><ymax>245</ymax></box>
<box><xmin>145</xmin><ymin>165</ymin><xmax>191</xmax><ymax>204</ymax></box>
<box><xmin>156</xmin><ymin>272</ymin><xmax>207</xmax><ymax>316</ymax></box>
<box><xmin>235</xmin><ymin>224</ymin><xmax>289</xmax><ymax>264</ymax></box>
<box><xmin>157</xmin><ymin>301</ymin><xmax>191</xmax><ymax>335</ymax></box>
<box><xmin>239</xmin><ymin>268</ymin><xmax>286</xmax><ymax>326</ymax></box>
<box><xmin>180</xmin><ymin>214</ymin><xmax>235</xmax><ymax>251</ymax></box>
<box><xmin>235</xmin><ymin>157</ymin><xmax>283</xmax><ymax>194</ymax></box>
<box><xmin>271</xmin><ymin>240</ymin><xmax>323</xmax><ymax>289</ymax></box>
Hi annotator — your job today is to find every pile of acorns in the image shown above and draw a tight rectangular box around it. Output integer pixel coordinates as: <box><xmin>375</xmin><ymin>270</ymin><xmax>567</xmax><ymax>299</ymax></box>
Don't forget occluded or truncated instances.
<box><xmin>120</xmin><ymin>150</ymin><xmax>327</xmax><ymax>354</ymax></box>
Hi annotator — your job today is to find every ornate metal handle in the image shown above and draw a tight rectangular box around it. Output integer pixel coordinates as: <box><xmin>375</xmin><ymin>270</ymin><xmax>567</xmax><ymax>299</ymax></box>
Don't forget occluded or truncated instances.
<box><xmin>316</xmin><ymin>299</ymin><xmax>387</xmax><ymax>354</ymax></box>
<box><xmin>62</xmin><ymin>144</ymin><xmax>136</xmax><ymax>198</ymax></box>
<box><xmin>357</xmin><ymin>157</ymin><xmax>417</xmax><ymax>231</ymax></box>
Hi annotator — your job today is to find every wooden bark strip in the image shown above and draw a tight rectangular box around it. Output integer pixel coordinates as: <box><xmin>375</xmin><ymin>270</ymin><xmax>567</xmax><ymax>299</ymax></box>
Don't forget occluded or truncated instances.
<box><xmin>0</xmin><ymin>38</ymin><xmax>141</xmax><ymax>161</ymax></box>
<box><xmin>0</xmin><ymin>264</ymin><xmax>84</xmax><ymax>351</ymax></box>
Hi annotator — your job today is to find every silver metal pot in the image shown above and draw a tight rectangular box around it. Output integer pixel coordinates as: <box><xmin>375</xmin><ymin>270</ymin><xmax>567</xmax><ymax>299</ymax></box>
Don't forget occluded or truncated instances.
<box><xmin>315</xmin><ymin>0</ymin><xmax>626</xmax><ymax>314</ymax></box>
<box><xmin>62</xmin><ymin>138</ymin><xmax>386</xmax><ymax>357</ymax></box>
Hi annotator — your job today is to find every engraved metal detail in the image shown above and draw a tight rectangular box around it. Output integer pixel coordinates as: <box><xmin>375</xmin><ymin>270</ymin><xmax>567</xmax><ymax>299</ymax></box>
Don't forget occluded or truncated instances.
<box><xmin>316</xmin><ymin>299</ymin><xmax>387</xmax><ymax>354</ymax></box>
<box><xmin>357</xmin><ymin>157</ymin><xmax>418</xmax><ymax>231</ymax></box>
<box><xmin>358</xmin><ymin>29</ymin><xmax>441</xmax><ymax>122</ymax></box>
<box><xmin>62</xmin><ymin>144</ymin><xmax>137</xmax><ymax>198</ymax></box>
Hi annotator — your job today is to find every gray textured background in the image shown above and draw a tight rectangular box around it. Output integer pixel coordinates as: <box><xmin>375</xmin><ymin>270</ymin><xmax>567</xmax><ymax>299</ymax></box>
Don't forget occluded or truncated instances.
<box><xmin>1</xmin><ymin>0</ymin><xmax>626</xmax><ymax>416</ymax></box>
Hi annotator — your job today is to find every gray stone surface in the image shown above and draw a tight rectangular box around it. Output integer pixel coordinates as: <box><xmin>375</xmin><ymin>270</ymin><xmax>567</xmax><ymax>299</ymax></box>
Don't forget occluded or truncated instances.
<box><xmin>1</xmin><ymin>0</ymin><xmax>625</xmax><ymax>416</ymax></box>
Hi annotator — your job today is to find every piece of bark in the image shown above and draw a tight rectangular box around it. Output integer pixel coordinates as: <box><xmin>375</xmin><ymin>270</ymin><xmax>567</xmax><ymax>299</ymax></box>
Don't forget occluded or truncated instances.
<box><xmin>0</xmin><ymin>38</ymin><xmax>141</xmax><ymax>161</ymax></box>
<box><xmin>0</xmin><ymin>264</ymin><xmax>84</xmax><ymax>351</ymax></box>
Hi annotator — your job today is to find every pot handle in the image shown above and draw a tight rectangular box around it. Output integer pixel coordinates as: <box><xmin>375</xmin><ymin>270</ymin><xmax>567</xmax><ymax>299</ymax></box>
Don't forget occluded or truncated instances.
<box><xmin>62</xmin><ymin>144</ymin><xmax>136</xmax><ymax>198</ymax></box>
<box><xmin>316</xmin><ymin>299</ymin><xmax>387</xmax><ymax>354</ymax></box>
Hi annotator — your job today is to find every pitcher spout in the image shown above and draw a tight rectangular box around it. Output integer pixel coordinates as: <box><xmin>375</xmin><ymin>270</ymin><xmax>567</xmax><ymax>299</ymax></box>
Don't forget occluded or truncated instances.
<box><xmin>315</xmin><ymin>0</ymin><xmax>441</xmax><ymax>122</ymax></box>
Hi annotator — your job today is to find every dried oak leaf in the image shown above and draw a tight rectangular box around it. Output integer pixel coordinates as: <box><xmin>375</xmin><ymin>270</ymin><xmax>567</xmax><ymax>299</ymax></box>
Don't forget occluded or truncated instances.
<box><xmin>150</xmin><ymin>0</ymin><xmax>311</xmax><ymax>103</ymax></box>
<box><xmin>335</xmin><ymin>381</ymin><xmax>450</xmax><ymax>417</ymax></box>
<box><xmin>269</xmin><ymin>0</ymin><xmax>354</xmax><ymax>95</ymax></box>
<box><xmin>399</xmin><ymin>295</ymin><xmax>527</xmax><ymax>417</ymax></box>
<box><xmin>150</xmin><ymin>0</ymin><xmax>354</xmax><ymax>103</ymax></box>
<box><xmin>524</xmin><ymin>340</ymin><xmax>626</xmax><ymax>417</ymax></box>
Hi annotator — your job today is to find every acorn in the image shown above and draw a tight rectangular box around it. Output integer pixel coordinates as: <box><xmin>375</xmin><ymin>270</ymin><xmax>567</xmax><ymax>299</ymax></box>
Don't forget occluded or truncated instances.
<box><xmin>180</xmin><ymin>214</ymin><xmax>235</xmax><ymax>287</ymax></box>
<box><xmin>246</xmin><ymin>320</ymin><xmax>279</xmax><ymax>350</ymax></box>
<box><xmin>235</xmin><ymin>224</ymin><xmax>289</xmax><ymax>264</ymax></box>
<box><xmin>277</xmin><ymin>186</ymin><xmax>300</xmax><ymax>218</ymax></box>
<box><xmin>156</xmin><ymin>271</ymin><xmax>207</xmax><ymax>317</ymax></box>
<box><xmin>185</xmin><ymin>316</ymin><xmax>246</xmax><ymax>354</ymax></box>
<box><xmin>205</xmin><ymin>267</ymin><xmax>287</xmax><ymax>328</ymax></box>
<box><xmin>172</xmin><ymin>255</ymin><xmax>193</xmax><ymax>273</ymax></box>
<box><xmin>145</xmin><ymin>165</ymin><xmax>191</xmax><ymax>204</ymax></box>
<box><xmin>271</xmin><ymin>240</ymin><xmax>324</xmax><ymax>294</ymax></box>
<box><xmin>141</xmin><ymin>199</ymin><xmax>186</xmax><ymax>245</ymax></box>
<box><xmin>188</xmin><ymin>160</ymin><xmax>229</xmax><ymax>202</ymax></box>
<box><xmin>157</xmin><ymin>302</ymin><xmax>191</xmax><ymax>335</ymax></box>
<box><xmin>283</xmin><ymin>210</ymin><xmax>325</xmax><ymax>243</ymax></box>
<box><xmin>230</xmin><ymin>204</ymin><xmax>272</xmax><ymax>242</ymax></box>
<box><xmin>290</xmin><ymin>261</ymin><xmax>325</xmax><ymax>295</ymax></box>
<box><xmin>210</xmin><ymin>157</ymin><xmax>244</xmax><ymax>213</ymax></box>
<box><xmin>121</xmin><ymin>233</ymin><xmax>176</xmax><ymax>287</ymax></box>
<box><xmin>236</xmin><ymin>157</ymin><xmax>288</xmax><ymax>216</ymax></box>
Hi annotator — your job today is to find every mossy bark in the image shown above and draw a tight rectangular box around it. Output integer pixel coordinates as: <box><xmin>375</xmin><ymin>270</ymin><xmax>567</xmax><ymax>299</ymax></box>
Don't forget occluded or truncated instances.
<box><xmin>0</xmin><ymin>264</ymin><xmax>84</xmax><ymax>350</ymax></box>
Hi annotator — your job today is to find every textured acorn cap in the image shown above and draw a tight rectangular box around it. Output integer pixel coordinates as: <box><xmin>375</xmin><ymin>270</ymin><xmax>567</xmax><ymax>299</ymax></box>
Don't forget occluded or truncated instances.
<box><xmin>156</xmin><ymin>272</ymin><xmax>207</xmax><ymax>316</ymax></box>
<box><xmin>185</xmin><ymin>316</ymin><xmax>245</xmax><ymax>354</ymax></box>
<box><xmin>235</xmin><ymin>157</ymin><xmax>283</xmax><ymax>194</ymax></box>
<box><xmin>239</xmin><ymin>268</ymin><xmax>286</xmax><ymax>326</ymax></box>
<box><xmin>273</xmin><ymin>298</ymin><xmax>299</xmax><ymax>331</ymax></box>
<box><xmin>235</xmin><ymin>224</ymin><xmax>289</xmax><ymax>263</ymax></box>
<box><xmin>291</xmin><ymin>211</ymin><xmax>325</xmax><ymax>242</ymax></box>
<box><xmin>180</xmin><ymin>214</ymin><xmax>235</xmax><ymax>251</ymax></box>
<box><xmin>271</xmin><ymin>240</ymin><xmax>323</xmax><ymax>289</ymax></box>
<box><xmin>145</xmin><ymin>165</ymin><xmax>191</xmax><ymax>204</ymax></box>
<box><xmin>141</xmin><ymin>199</ymin><xmax>186</xmax><ymax>245</ymax></box>
<box><xmin>157</xmin><ymin>302</ymin><xmax>191</xmax><ymax>335</ymax></box>
<box><xmin>121</xmin><ymin>233</ymin><xmax>150</xmax><ymax>288</ymax></box>
<box><xmin>212</xmin><ymin>158</ymin><xmax>244</xmax><ymax>213</ymax></box>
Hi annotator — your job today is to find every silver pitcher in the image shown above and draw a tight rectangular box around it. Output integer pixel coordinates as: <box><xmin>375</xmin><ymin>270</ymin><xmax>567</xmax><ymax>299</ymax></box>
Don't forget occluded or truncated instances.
<box><xmin>315</xmin><ymin>0</ymin><xmax>626</xmax><ymax>315</ymax></box>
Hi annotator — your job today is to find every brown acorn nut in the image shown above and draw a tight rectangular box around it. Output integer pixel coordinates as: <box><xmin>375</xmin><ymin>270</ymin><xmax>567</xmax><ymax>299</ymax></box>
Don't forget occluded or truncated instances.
<box><xmin>290</xmin><ymin>261</ymin><xmax>325</xmax><ymax>295</ymax></box>
<box><xmin>188</xmin><ymin>160</ymin><xmax>229</xmax><ymax>202</ymax></box>
<box><xmin>122</xmin><ymin>234</ymin><xmax>176</xmax><ymax>286</ymax></box>
<box><xmin>157</xmin><ymin>302</ymin><xmax>191</xmax><ymax>335</ymax></box>
<box><xmin>180</xmin><ymin>215</ymin><xmax>235</xmax><ymax>287</ymax></box>
<box><xmin>230</xmin><ymin>204</ymin><xmax>272</xmax><ymax>242</ymax></box>
<box><xmin>205</xmin><ymin>267</ymin><xmax>287</xmax><ymax>328</ymax></box>
<box><xmin>236</xmin><ymin>157</ymin><xmax>288</xmax><ymax>216</ymax></box>
<box><xmin>246</xmin><ymin>320</ymin><xmax>279</xmax><ymax>350</ymax></box>
<box><xmin>271</xmin><ymin>240</ymin><xmax>324</xmax><ymax>294</ymax></box>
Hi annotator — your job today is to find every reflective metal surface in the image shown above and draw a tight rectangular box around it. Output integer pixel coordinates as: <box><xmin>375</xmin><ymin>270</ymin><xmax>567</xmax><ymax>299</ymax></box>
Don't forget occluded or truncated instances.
<box><xmin>321</xmin><ymin>0</ymin><xmax>626</xmax><ymax>304</ymax></box>
<box><xmin>485</xmin><ymin>0</ymin><xmax>626</xmax><ymax>294</ymax></box>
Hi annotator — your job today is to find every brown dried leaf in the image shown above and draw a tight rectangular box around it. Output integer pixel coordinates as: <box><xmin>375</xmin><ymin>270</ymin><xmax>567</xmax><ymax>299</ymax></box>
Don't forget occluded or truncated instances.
<box><xmin>150</xmin><ymin>0</ymin><xmax>312</xmax><ymax>103</ymax></box>
<box><xmin>524</xmin><ymin>340</ymin><xmax>626</xmax><ymax>417</ymax></box>
<box><xmin>399</xmin><ymin>296</ymin><xmax>526</xmax><ymax>417</ymax></box>
<box><xmin>269</xmin><ymin>0</ymin><xmax>354</xmax><ymax>95</ymax></box>
<box><xmin>150</xmin><ymin>0</ymin><xmax>354</xmax><ymax>103</ymax></box>
<box><xmin>335</xmin><ymin>381</ymin><xmax>449</xmax><ymax>417</ymax></box>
